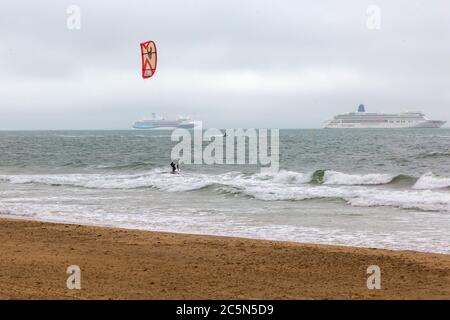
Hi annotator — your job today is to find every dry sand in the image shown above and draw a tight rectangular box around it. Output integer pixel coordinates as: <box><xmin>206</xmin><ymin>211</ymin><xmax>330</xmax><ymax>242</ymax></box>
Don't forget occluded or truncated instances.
<box><xmin>0</xmin><ymin>218</ymin><xmax>449</xmax><ymax>299</ymax></box>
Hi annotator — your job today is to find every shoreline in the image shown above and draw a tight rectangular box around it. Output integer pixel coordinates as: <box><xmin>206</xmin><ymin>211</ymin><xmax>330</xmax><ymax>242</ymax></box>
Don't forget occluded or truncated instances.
<box><xmin>0</xmin><ymin>217</ymin><xmax>449</xmax><ymax>299</ymax></box>
<box><xmin>2</xmin><ymin>214</ymin><xmax>447</xmax><ymax>255</ymax></box>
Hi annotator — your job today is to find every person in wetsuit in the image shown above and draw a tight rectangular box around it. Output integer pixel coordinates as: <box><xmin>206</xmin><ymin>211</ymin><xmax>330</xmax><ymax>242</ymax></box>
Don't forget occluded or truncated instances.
<box><xmin>170</xmin><ymin>159</ymin><xmax>180</xmax><ymax>173</ymax></box>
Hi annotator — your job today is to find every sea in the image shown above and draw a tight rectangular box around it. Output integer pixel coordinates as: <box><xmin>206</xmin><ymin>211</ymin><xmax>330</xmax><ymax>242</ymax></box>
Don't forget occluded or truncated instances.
<box><xmin>0</xmin><ymin>129</ymin><xmax>449</xmax><ymax>254</ymax></box>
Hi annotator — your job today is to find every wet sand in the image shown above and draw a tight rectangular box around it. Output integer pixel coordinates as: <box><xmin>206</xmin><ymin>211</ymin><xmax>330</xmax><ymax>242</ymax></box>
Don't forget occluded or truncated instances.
<box><xmin>0</xmin><ymin>218</ymin><xmax>449</xmax><ymax>299</ymax></box>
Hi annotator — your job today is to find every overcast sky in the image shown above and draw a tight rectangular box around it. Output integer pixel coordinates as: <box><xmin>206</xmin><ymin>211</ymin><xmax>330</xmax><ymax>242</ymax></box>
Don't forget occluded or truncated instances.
<box><xmin>1</xmin><ymin>0</ymin><xmax>449</xmax><ymax>129</ymax></box>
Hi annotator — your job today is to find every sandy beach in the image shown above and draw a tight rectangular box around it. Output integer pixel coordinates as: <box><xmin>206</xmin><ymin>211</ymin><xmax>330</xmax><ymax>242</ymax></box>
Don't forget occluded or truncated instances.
<box><xmin>0</xmin><ymin>217</ymin><xmax>449</xmax><ymax>300</ymax></box>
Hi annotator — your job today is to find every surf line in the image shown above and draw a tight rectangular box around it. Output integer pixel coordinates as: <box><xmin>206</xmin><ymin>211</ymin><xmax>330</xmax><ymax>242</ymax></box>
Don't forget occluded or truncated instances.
<box><xmin>171</xmin><ymin>122</ymin><xmax>279</xmax><ymax>173</ymax></box>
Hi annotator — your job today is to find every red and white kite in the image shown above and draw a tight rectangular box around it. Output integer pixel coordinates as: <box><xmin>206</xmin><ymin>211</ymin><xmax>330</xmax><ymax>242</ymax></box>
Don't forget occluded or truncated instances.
<box><xmin>140</xmin><ymin>40</ymin><xmax>157</xmax><ymax>79</ymax></box>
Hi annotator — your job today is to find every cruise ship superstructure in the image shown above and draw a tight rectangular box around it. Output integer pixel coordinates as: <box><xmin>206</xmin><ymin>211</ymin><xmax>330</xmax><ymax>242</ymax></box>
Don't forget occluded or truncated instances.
<box><xmin>324</xmin><ymin>105</ymin><xmax>446</xmax><ymax>129</ymax></box>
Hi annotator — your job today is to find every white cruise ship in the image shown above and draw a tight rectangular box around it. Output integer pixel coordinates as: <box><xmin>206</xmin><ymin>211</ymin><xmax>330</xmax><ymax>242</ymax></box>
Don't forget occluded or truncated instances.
<box><xmin>133</xmin><ymin>114</ymin><xmax>195</xmax><ymax>129</ymax></box>
<box><xmin>324</xmin><ymin>105</ymin><xmax>446</xmax><ymax>129</ymax></box>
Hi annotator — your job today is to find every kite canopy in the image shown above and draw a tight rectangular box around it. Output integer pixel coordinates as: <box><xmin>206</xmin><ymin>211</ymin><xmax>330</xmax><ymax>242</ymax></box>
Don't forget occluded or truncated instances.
<box><xmin>140</xmin><ymin>40</ymin><xmax>157</xmax><ymax>79</ymax></box>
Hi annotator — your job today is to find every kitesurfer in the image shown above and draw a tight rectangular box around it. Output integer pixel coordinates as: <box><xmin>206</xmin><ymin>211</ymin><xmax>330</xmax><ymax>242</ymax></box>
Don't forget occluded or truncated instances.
<box><xmin>170</xmin><ymin>159</ymin><xmax>180</xmax><ymax>173</ymax></box>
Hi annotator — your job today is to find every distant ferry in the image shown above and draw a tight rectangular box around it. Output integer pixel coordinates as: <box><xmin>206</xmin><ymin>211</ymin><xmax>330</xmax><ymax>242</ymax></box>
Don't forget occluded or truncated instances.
<box><xmin>133</xmin><ymin>113</ymin><xmax>195</xmax><ymax>129</ymax></box>
<box><xmin>324</xmin><ymin>105</ymin><xmax>446</xmax><ymax>129</ymax></box>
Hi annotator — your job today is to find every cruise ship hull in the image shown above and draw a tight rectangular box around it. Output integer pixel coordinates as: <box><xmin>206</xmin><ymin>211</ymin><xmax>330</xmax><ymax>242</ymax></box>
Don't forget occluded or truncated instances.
<box><xmin>133</xmin><ymin>123</ymin><xmax>195</xmax><ymax>129</ymax></box>
<box><xmin>133</xmin><ymin>118</ymin><xmax>195</xmax><ymax>129</ymax></box>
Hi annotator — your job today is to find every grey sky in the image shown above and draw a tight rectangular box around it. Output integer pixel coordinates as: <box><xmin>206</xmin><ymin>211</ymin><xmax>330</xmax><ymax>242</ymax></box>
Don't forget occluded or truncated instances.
<box><xmin>1</xmin><ymin>0</ymin><xmax>449</xmax><ymax>129</ymax></box>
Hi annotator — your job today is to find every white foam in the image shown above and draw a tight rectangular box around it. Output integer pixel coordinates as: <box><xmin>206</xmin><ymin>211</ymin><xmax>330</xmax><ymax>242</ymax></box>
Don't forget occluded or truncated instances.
<box><xmin>413</xmin><ymin>172</ymin><xmax>450</xmax><ymax>190</ymax></box>
<box><xmin>323</xmin><ymin>171</ymin><xmax>395</xmax><ymax>185</ymax></box>
<box><xmin>1</xmin><ymin>169</ymin><xmax>450</xmax><ymax>212</ymax></box>
<box><xmin>239</xmin><ymin>184</ymin><xmax>450</xmax><ymax>212</ymax></box>
<box><xmin>1</xmin><ymin>201</ymin><xmax>448</xmax><ymax>254</ymax></box>
<box><xmin>0</xmin><ymin>169</ymin><xmax>215</xmax><ymax>192</ymax></box>
<box><xmin>253</xmin><ymin>170</ymin><xmax>312</xmax><ymax>184</ymax></box>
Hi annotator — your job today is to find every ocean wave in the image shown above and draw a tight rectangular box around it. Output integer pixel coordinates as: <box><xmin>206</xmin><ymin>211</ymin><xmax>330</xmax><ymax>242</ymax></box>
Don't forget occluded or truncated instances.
<box><xmin>253</xmin><ymin>170</ymin><xmax>312</xmax><ymax>184</ymax></box>
<box><xmin>321</xmin><ymin>170</ymin><xmax>395</xmax><ymax>185</ymax></box>
<box><xmin>1</xmin><ymin>169</ymin><xmax>449</xmax><ymax>212</ymax></box>
<box><xmin>0</xmin><ymin>170</ymin><xmax>214</xmax><ymax>192</ymax></box>
<box><xmin>0</xmin><ymin>169</ymin><xmax>429</xmax><ymax>190</ymax></box>
<box><xmin>252</xmin><ymin>170</ymin><xmax>414</xmax><ymax>186</ymax></box>
<box><xmin>54</xmin><ymin>134</ymin><xmax>106</xmax><ymax>138</ymax></box>
<box><xmin>389</xmin><ymin>174</ymin><xmax>418</xmax><ymax>186</ymax></box>
<box><xmin>236</xmin><ymin>184</ymin><xmax>450</xmax><ymax>212</ymax></box>
<box><xmin>413</xmin><ymin>172</ymin><xmax>450</xmax><ymax>190</ymax></box>
<box><xmin>417</xmin><ymin>151</ymin><xmax>450</xmax><ymax>158</ymax></box>
<box><xmin>94</xmin><ymin>161</ymin><xmax>154</xmax><ymax>170</ymax></box>
<box><xmin>134</xmin><ymin>134</ymin><xmax>171</xmax><ymax>137</ymax></box>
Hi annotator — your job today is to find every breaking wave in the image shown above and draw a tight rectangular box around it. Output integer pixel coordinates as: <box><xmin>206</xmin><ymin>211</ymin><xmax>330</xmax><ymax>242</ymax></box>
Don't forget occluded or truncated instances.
<box><xmin>1</xmin><ymin>169</ymin><xmax>449</xmax><ymax>212</ymax></box>
<box><xmin>321</xmin><ymin>170</ymin><xmax>395</xmax><ymax>185</ymax></box>
<box><xmin>413</xmin><ymin>172</ymin><xmax>450</xmax><ymax>190</ymax></box>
